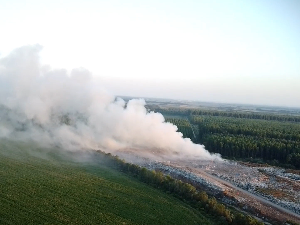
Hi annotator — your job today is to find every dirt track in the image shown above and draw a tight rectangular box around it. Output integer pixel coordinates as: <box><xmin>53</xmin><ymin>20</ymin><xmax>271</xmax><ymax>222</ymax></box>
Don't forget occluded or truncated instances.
<box><xmin>190</xmin><ymin>166</ymin><xmax>300</xmax><ymax>224</ymax></box>
<box><xmin>117</xmin><ymin>150</ymin><xmax>300</xmax><ymax>224</ymax></box>
<box><xmin>143</xmin><ymin>158</ymin><xmax>300</xmax><ymax>224</ymax></box>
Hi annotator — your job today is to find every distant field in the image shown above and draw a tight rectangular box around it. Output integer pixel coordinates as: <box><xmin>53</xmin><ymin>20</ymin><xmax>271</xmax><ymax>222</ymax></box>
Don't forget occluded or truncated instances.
<box><xmin>0</xmin><ymin>140</ymin><xmax>214</xmax><ymax>225</ymax></box>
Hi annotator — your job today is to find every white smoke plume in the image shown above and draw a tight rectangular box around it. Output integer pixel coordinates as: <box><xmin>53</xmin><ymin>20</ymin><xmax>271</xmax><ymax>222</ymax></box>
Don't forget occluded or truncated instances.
<box><xmin>0</xmin><ymin>45</ymin><xmax>221</xmax><ymax>161</ymax></box>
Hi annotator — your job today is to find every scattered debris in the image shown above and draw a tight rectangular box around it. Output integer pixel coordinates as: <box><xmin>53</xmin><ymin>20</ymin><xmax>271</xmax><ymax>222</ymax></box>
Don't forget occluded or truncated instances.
<box><xmin>119</xmin><ymin>152</ymin><xmax>300</xmax><ymax>224</ymax></box>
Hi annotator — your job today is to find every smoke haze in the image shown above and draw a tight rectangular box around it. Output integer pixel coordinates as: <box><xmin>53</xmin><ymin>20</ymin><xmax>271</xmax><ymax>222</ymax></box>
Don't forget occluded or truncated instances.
<box><xmin>0</xmin><ymin>45</ymin><xmax>221</xmax><ymax>161</ymax></box>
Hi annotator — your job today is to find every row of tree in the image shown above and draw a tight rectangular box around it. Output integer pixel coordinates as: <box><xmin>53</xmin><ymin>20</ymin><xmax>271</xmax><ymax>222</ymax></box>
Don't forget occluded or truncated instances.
<box><xmin>148</xmin><ymin>106</ymin><xmax>300</xmax><ymax>122</ymax></box>
<box><xmin>98</xmin><ymin>151</ymin><xmax>263</xmax><ymax>225</ymax></box>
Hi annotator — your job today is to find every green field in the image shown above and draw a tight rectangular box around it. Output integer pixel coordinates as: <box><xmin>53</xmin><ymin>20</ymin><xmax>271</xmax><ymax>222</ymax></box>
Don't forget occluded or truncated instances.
<box><xmin>0</xmin><ymin>139</ymin><xmax>214</xmax><ymax>225</ymax></box>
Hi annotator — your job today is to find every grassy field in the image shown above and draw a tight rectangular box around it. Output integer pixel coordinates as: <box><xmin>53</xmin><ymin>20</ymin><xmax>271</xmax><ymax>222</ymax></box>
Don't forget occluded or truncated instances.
<box><xmin>0</xmin><ymin>140</ymin><xmax>214</xmax><ymax>225</ymax></box>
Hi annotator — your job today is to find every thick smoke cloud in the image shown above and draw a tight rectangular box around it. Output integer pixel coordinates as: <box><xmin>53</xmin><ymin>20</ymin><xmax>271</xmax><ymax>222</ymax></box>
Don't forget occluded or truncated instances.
<box><xmin>0</xmin><ymin>45</ymin><xmax>221</xmax><ymax>161</ymax></box>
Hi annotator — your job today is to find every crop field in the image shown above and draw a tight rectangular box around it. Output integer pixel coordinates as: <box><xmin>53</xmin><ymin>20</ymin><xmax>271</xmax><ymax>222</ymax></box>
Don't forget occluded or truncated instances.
<box><xmin>0</xmin><ymin>139</ymin><xmax>214</xmax><ymax>225</ymax></box>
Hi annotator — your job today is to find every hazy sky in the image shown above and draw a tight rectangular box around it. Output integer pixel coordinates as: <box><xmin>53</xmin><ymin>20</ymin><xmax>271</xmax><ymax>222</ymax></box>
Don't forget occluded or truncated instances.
<box><xmin>1</xmin><ymin>0</ymin><xmax>300</xmax><ymax>107</ymax></box>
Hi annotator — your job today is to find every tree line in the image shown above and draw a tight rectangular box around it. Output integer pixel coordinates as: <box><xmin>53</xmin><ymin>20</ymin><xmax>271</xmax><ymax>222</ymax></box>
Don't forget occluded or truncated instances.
<box><xmin>148</xmin><ymin>106</ymin><xmax>300</xmax><ymax>123</ymax></box>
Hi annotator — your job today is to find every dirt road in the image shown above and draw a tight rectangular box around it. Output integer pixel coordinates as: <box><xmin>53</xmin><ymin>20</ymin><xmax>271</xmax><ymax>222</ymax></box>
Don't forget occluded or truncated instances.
<box><xmin>189</xmin><ymin>166</ymin><xmax>300</xmax><ymax>224</ymax></box>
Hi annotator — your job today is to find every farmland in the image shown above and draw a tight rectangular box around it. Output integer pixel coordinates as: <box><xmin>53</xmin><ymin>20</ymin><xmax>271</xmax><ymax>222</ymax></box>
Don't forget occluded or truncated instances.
<box><xmin>0</xmin><ymin>139</ymin><xmax>214</xmax><ymax>225</ymax></box>
<box><xmin>1</xmin><ymin>97</ymin><xmax>300</xmax><ymax>224</ymax></box>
